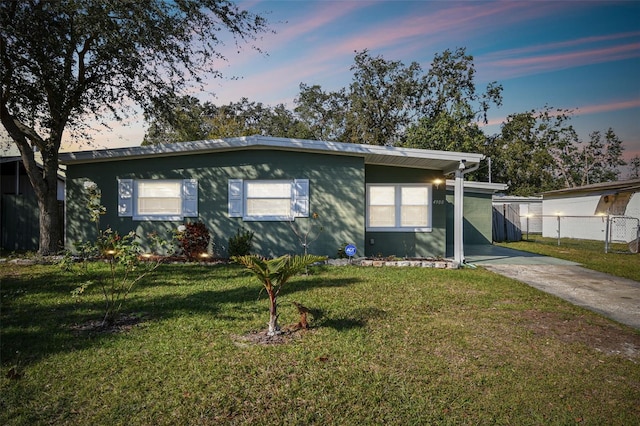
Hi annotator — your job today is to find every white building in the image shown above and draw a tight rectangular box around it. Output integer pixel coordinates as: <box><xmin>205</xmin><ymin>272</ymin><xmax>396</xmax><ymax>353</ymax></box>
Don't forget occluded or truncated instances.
<box><xmin>541</xmin><ymin>179</ymin><xmax>640</xmax><ymax>245</ymax></box>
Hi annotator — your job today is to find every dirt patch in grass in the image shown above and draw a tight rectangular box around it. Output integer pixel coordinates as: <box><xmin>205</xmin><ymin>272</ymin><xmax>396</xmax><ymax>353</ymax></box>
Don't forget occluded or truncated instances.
<box><xmin>522</xmin><ymin>310</ymin><xmax>640</xmax><ymax>360</ymax></box>
<box><xmin>232</xmin><ymin>325</ymin><xmax>314</xmax><ymax>346</ymax></box>
<box><xmin>70</xmin><ymin>313</ymin><xmax>149</xmax><ymax>335</ymax></box>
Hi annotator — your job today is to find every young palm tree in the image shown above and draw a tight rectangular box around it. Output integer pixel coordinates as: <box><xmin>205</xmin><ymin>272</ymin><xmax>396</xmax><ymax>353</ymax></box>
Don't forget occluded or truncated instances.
<box><xmin>232</xmin><ymin>254</ymin><xmax>326</xmax><ymax>335</ymax></box>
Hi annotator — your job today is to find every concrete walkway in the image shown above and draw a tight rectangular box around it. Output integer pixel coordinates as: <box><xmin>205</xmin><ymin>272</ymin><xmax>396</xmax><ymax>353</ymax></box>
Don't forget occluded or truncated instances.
<box><xmin>465</xmin><ymin>246</ymin><xmax>640</xmax><ymax>330</ymax></box>
<box><xmin>464</xmin><ymin>245</ymin><xmax>580</xmax><ymax>266</ymax></box>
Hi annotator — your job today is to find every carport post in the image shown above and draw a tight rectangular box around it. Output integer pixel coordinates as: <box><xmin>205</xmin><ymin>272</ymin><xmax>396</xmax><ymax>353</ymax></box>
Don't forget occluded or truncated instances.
<box><xmin>604</xmin><ymin>214</ymin><xmax>610</xmax><ymax>254</ymax></box>
<box><xmin>453</xmin><ymin>167</ymin><xmax>464</xmax><ymax>264</ymax></box>
<box><xmin>453</xmin><ymin>159</ymin><xmax>480</xmax><ymax>265</ymax></box>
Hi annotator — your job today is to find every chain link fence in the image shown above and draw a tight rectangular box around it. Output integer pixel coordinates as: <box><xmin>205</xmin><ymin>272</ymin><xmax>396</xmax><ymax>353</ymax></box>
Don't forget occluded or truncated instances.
<box><xmin>607</xmin><ymin>216</ymin><xmax>640</xmax><ymax>253</ymax></box>
<box><xmin>538</xmin><ymin>215</ymin><xmax>640</xmax><ymax>253</ymax></box>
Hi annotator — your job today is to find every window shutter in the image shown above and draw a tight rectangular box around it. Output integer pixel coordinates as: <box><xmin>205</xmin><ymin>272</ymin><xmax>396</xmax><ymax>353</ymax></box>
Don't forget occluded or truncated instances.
<box><xmin>292</xmin><ymin>179</ymin><xmax>309</xmax><ymax>217</ymax></box>
<box><xmin>118</xmin><ymin>179</ymin><xmax>133</xmax><ymax>217</ymax></box>
<box><xmin>228</xmin><ymin>179</ymin><xmax>243</xmax><ymax>217</ymax></box>
<box><xmin>182</xmin><ymin>179</ymin><xmax>198</xmax><ymax>217</ymax></box>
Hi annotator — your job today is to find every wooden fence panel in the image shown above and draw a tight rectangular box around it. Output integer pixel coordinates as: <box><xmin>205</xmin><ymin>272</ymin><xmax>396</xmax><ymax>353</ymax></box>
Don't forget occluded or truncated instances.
<box><xmin>492</xmin><ymin>204</ymin><xmax>522</xmax><ymax>242</ymax></box>
<box><xmin>1</xmin><ymin>194</ymin><xmax>39</xmax><ymax>251</ymax></box>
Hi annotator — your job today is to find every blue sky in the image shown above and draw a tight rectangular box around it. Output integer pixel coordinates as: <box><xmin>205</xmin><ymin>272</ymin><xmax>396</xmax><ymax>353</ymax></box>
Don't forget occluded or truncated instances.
<box><xmin>81</xmin><ymin>0</ymin><xmax>640</xmax><ymax>167</ymax></box>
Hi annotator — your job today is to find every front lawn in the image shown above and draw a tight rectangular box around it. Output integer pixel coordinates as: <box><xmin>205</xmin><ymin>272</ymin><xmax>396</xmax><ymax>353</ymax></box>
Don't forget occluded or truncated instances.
<box><xmin>1</xmin><ymin>262</ymin><xmax>639</xmax><ymax>425</ymax></box>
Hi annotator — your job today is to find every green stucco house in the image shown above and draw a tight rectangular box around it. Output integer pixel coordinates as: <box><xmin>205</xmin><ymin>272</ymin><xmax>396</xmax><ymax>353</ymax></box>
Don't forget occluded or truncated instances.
<box><xmin>60</xmin><ymin>136</ymin><xmax>497</xmax><ymax>262</ymax></box>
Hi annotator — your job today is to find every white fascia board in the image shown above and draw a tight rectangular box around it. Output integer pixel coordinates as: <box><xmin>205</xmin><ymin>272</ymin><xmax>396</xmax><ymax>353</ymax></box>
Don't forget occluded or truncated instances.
<box><xmin>59</xmin><ymin>135</ymin><xmax>484</xmax><ymax>172</ymax></box>
<box><xmin>446</xmin><ymin>180</ymin><xmax>508</xmax><ymax>193</ymax></box>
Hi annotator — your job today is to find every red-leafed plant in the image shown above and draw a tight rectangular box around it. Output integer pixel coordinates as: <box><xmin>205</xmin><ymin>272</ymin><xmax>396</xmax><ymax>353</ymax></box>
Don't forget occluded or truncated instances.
<box><xmin>176</xmin><ymin>222</ymin><xmax>211</xmax><ymax>261</ymax></box>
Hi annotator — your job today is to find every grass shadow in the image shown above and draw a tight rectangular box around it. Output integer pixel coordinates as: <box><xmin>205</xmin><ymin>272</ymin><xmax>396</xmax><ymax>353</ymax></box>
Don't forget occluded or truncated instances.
<box><xmin>0</xmin><ymin>263</ymin><xmax>362</xmax><ymax>368</ymax></box>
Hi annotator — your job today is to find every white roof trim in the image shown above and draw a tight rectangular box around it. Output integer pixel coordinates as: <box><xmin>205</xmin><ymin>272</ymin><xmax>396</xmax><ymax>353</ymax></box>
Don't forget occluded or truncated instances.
<box><xmin>446</xmin><ymin>179</ymin><xmax>507</xmax><ymax>193</ymax></box>
<box><xmin>59</xmin><ymin>135</ymin><xmax>484</xmax><ymax>173</ymax></box>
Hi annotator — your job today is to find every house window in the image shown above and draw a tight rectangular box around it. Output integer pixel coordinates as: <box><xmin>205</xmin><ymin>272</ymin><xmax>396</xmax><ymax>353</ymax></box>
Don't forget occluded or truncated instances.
<box><xmin>136</xmin><ymin>181</ymin><xmax>182</xmax><ymax>216</ymax></box>
<box><xmin>246</xmin><ymin>181</ymin><xmax>292</xmax><ymax>217</ymax></box>
<box><xmin>366</xmin><ymin>184</ymin><xmax>431</xmax><ymax>232</ymax></box>
<box><xmin>228</xmin><ymin>179</ymin><xmax>309</xmax><ymax>221</ymax></box>
<box><xmin>118</xmin><ymin>179</ymin><xmax>198</xmax><ymax>221</ymax></box>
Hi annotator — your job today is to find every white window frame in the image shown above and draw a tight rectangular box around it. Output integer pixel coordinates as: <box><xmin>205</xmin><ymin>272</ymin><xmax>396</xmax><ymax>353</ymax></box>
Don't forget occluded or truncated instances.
<box><xmin>245</xmin><ymin>180</ymin><xmax>293</xmax><ymax>221</ymax></box>
<box><xmin>118</xmin><ymin>178</ymin><xmax>198</xmax><ymax>221</ymax></box>
<box><xmin>228</xmin><ymin>178</ymin><xmax>309</xmax><ymax>221</ymax></box>
<box><xmin>366</xmin><ymin>183</ymin><xmax>432</xmax><ymax>232</ymax></box>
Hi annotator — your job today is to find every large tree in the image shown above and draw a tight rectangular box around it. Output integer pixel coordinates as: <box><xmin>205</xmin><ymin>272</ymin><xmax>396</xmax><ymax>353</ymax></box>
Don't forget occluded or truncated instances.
<box><xmin>142</xmin><ymin>96</ymin><xmax>312</xmax><ymax>144</ymax></box>
<box><xmin>489</xmin><ymin>107</ymin><xmax>627</xmax><ymax>195</ymax></box>
<box><xmin>344</xmin><ymin>49</ymin><xmax>425</xmax><ymax>146</ymax></box>
<box><xmin>294</xmin><ymin>83</ymin><xmax>347</xmax><ymax>141</ymax></box>
<box><xmin>404</xmin><ymin>47</ymin><xmax>502</xmax><ymax>156</ymax></box>
<box><xmin>488</xmin><ymin>110</ymin><xmax>559</xmax><ymax>196</ymax></box>
<box><xmin>142</xmin><ymin>95</ymin><xmax>213</xmax><ymax>145</ymax></box>
<box><xmin>0</xmin><ymin>0</ymin><xmax>268</xmax><ymax>254</ymax></box>
<box><xmin>293</xmin><ymin>48</ymin><xmax>502</xmax><ymax>150</ymax></box>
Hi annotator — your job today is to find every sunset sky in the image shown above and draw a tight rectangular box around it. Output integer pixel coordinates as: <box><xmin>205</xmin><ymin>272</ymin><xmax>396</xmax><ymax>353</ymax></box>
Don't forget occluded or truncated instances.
<box><xmin>69</xmin><ymin>0</ymin><xmax>640</xmax><ymax>167</ymax></box>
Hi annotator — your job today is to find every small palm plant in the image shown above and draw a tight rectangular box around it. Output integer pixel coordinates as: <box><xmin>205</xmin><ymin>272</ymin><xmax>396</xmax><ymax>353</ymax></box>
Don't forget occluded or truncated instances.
<box><xmin>232</xmin><ymin>254</ymin><xmax>326</xmax><ymax>335</ymax></box>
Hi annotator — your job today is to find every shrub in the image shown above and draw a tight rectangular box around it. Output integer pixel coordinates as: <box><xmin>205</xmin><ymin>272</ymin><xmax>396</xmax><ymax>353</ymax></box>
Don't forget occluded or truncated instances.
<box><xmin>288</xmin><ymin>212</ymin><xmax>322</xmax><ymax>255</ymax></box>
<box><xmin>337</xmin><ymin>243</ymin><xmax>350</xmax><ymax>259</ymax></box>
<box><xmin>65</xmin><ymin>180</ymin><xmax>170</xmax><ymax>325</ymax></box>
<box><xmin>175</xmin><ymin>222</ymin><xmax>211</xmax><ymax>261</ymax></box>
<box><xmin>228</xmin><ymin>228</ymin><xmax>254</xmax><ymax>257</ymax></box>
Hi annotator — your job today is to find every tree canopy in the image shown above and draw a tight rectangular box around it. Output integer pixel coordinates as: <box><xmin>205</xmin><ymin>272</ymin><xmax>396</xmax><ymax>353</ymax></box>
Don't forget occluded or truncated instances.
<box><xmin>142</xmin><ymin>97</ymin><xmax>313</xmax><ymax>145</ymax></box>
<box><xmin>141</xmin><ymin>48</ymin><xmax>628</xmax><ymax>197</ymax></box>
<box><xmin>0</xmin><ymin>0</ymin><xmax>269</xmax><ymax>254</ymax></box>
<box><xmin>403</xmin><ymin>48</ymin><xmax>502</xmax><ymax>153</ymax></box>
<box><xmin>487</xmin><ymin>107</ymin><xmax>627</xmax><ymax>195</ymax></box>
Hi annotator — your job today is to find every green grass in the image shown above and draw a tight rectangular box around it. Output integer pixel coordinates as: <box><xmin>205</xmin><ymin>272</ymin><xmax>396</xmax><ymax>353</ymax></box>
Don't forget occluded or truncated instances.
<box><xmin>1</xmin><ymin>261</ymin><xmax>639</xmax><ymax>425</ymax></box>
<box><xmin>497</xmin><ymin>236</ymin><xmax>640</xmax><ymax>282</ymax></box>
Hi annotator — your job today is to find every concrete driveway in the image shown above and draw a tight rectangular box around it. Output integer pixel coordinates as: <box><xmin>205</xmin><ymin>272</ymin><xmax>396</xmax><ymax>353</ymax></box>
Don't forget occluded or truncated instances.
<box><xmin>465</xmin><ymin>245</ymin><xmax>640</xmax><ymax>330</ymax></box>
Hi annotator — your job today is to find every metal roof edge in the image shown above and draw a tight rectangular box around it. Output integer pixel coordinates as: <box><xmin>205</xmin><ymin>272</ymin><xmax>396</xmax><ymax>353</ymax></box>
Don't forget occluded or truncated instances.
<box><xmin>541</xmin><ymin>179</ymin><xmax>640</xmax><ymax>198</ymax></box>
<box><xmin>59</xmin><ymin>135</ymin><xmax>484</xmax><ymax>169</ymax></box>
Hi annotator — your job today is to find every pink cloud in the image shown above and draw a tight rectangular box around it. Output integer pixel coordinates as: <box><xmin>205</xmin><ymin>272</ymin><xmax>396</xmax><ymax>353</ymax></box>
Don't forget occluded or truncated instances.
<box><xmin>481</xmin><ymin>99</ymin><xmax>640</xmax><ymax>128</ymax></box>
<box><xmin>489</xmin><ymin>43</ymin><xmax>640</xmax><ymax>73</ymax></box>
<box><xmin>232</xmin><ymin>1</ymin><xmax>375</xmax><ymax>63</ymax></box>
<box><xmin>493</xmin><ymin>31</ymin><xmax>640</xmax><ymax>57</ymax></box>
<box><xmin>478</xmin><ymin>29</ymin><xmax>640</xmax><ymax>80</ymax></box>
<box><xmin>324</xmin><ymin>1</ymin><xmax>533</xmax><ymax>57</ymax></box>
<box><xmin>575</xmin><ymin>99</ymin><xmax>640</xmax><ymax>115</ymax></box>
<box><xmin>210</xmin><ymin>0</ymin><xmax>583</xmax><ymax>103</ymax></box>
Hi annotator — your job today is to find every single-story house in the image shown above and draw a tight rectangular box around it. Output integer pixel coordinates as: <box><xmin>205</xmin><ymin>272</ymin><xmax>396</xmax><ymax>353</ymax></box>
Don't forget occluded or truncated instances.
<box><xmin>541</xmin><ymin>179</ymin><xmax>640</xmax><ymax>245</ymax></box>
<box><xmin>59</xmin><ymin>135</ymin><xmax>496</xmax><ymax>262</ymax></box>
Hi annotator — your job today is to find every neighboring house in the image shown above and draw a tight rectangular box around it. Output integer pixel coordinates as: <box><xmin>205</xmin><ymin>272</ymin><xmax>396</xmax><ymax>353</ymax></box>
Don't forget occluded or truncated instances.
<box><xmin>59</xmin><ymin>136</ymin><xmax>490</xmax><ymax>262</ymax></box>
<box><xmin>1</xmin><ymin>141</ymin><xmax>65</xmax><ymax>251</ymax></box>
<box><xmin>541</xmin><ymin>179</ymin><xmax>640</xmax><ymax>245</ymax></box>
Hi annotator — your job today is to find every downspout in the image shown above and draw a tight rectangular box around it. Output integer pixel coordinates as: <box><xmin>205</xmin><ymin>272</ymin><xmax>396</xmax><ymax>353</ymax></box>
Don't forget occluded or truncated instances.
<box><xmin>453</xmin><ymin>160</ymin><xmax>480</xmax><ymax>265</ymax></box>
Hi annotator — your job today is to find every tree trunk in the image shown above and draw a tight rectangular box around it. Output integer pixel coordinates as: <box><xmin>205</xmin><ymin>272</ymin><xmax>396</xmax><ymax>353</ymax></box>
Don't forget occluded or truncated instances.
<box><xmin>267</xmin><ymin>291</ymin><xmax>280</xmax><ymax>336</ymax></box>
<box><xmin>31</xmin><ymin>146</ymin><xmax>62</xmax><ymax>255</ymax></box>
<box><xmin>37</xmin><ymin>187</ymin><xmax>61</xmax><ymax>255</ymax></box>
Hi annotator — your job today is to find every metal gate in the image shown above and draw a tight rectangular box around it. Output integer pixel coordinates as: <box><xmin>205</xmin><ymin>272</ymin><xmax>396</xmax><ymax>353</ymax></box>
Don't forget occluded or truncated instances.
<box><xmin>607</xmin><ymin>215</ymin><xmax>640</xmax><ymax>254</ymax></box>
